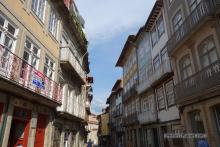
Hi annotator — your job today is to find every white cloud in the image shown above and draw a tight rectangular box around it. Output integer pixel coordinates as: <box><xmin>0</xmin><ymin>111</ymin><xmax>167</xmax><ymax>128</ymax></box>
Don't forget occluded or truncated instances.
<box><xmin>75</xmin><ymin>0</ymin><xmax>155</xmax><ymax>44</ymax></box>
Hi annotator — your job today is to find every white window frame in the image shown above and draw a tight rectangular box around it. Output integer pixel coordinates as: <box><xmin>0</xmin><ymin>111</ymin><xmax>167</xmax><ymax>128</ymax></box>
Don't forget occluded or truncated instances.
<box><xmin>44</xmin><ymin>55</ymin><xmax>55</xmax><ymax>79</ymax></box>
<box><xmin>31</xmin><ymin>0</ymin><xmax>46</xmax><ymax>21</ymax></box>
<box><xmin>49</xmin><ymin>8</ymin><xmax>59</xmax><ymax>38</ymax></box>
<box><xmin>22</xmin><ymin>38</ymin><xmax>40</xmax><ymax>69</ymax></box>
<box><xmin>0</xmin><ymin>14</ymin><xmax>18</xmax><ymax>52</ymax></box>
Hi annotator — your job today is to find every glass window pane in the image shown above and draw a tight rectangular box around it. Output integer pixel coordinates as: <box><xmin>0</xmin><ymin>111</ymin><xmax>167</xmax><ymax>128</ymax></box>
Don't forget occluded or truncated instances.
<box><xmin>157</xmin><ymin>15</ymin><xmax>165</xmax><ymax>37</ymax></box>
<box><xmin>8</xmin><ymin>24</ymin><xmax>15</xmax><ymax>35</ymax></box>
<box><xmin>209</xmin><ymin>50</ymin><xmax>218</xmax><ymax>63</ymax></box>
<box><xmin>23</xmin><ymin>51</ymin><xmax>30</xmax><ymax>62</ymax></box>
<box><xmin>0</xmin><ymin>16</ymin><xmax>5</xmax><ymax>27</ymax></box>
<box><xmin>4</xmin><ymin>35</ymin><xmax>13</xmax><ymax>50</ymax></box>
<box><xmin>25</xmin><ymin>40</ymin><xmax>31</xmax><ymax>49</ymax></box>
<box><xmin>33</xmin><ymin>46</ymin><xmax>39</xmax><ymax>55</ymax></box>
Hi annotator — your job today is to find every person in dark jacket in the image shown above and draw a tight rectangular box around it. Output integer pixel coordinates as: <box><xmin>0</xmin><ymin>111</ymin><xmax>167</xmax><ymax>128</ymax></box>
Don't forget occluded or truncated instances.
<box><xmin>197</xmin><ymin>139</ymin><xmax>209</xmax><ymax>147</ymax></box>
<box><xmin>87</xmin><ymin>139</ymin><xmax>93</xmax><ymax>147</ymax></box>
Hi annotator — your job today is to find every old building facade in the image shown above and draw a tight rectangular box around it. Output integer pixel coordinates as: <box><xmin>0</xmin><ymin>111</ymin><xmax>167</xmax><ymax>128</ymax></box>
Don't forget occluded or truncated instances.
<box><xmin>87</xmin><ymin>113</ymin><xmax>99</xmax><ymax>146</ymax></box>
<box><xmin>116</xmin><ymin>35</ymin><xmax>140</xmax><ymax>147</ymax></box>
<box><xmin>110</xmin><ymin>0</ymin><xmax>220</xmax><ymax>147</ymax></box>
<box><xmin>0</xmin><ymin>0</ymin><xmax>91</xmax><ymax>147</ymax></box>
<box><xmin>107</xmin><ymin>79</ymin><xmax>124</xmax><ymax>147</ymax></box>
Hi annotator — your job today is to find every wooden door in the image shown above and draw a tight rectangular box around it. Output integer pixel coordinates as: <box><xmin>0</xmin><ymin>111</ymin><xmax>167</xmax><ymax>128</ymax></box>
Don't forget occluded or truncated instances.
<box><xmin>34</xmin><ymin>114</ymin><xmax>48</xmax><ymax>147</ymax></box>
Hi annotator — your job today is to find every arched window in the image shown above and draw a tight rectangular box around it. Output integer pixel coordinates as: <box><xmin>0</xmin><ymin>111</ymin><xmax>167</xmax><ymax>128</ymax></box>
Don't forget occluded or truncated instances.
<box><xmin>198</xmin><ymin>36</ymin><xmax>218</xmax><ymax>68</ymax></box>
<box><xmin>179</xmin><ymin>55</ymin><xmax>193</xmax><ymax>80</ymax></box>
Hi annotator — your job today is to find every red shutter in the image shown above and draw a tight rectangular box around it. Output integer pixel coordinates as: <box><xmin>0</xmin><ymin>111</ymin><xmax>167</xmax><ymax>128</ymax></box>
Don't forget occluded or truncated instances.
<box><xmin>34</xmin><ymin>114</ymin><xmax>48</xmax><ymax>147</ymax></box>
<box><xmin>0</xmin><ymin>103</ymin><xmax>4</xmax><ymax>122</ymax></box>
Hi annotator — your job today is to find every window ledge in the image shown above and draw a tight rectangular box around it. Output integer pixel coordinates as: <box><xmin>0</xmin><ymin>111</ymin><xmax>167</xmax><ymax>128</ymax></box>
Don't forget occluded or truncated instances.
<box><xmin>48</xmin><ymin>32</ymin><xmax>58</xmax><ymax>44</ymax></box>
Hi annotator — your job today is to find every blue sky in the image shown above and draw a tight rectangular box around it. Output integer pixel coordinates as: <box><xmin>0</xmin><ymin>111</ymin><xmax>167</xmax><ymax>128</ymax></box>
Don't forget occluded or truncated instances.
<box><xmin>75</xmin><ymin>0</ymin><xmax>155</xmax><ymax>114</ymax></box>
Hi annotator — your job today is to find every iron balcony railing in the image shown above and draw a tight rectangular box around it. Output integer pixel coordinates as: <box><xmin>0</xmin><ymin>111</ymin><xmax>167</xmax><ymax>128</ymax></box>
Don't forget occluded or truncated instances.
<box><xmin>123</xmin><ymin>84</ymin><xmax>137</xmax><ymax>102</ymax></box>
<box><xmin>137</xmin><ymin>59</ymin><xmax>172</xmax><ymax>94</ymax></box>
<box><xmin>138</xmin><ymin>110</ymin><xmax>157</xmax><ymax>125</ymax></box>
<box><xmin>123</xmin><ymin>112</ymin><xmax>139</xmax><ymax>125</ymax></box>
<box><xmin>113</xmin><ymin>109</ymin><xmax>122</xmax><ymax>118</ymax></box>
<box><xmin>0</xmin><ymin>45</ymin><xmax>62</xmax><ymax>103</ymax></box>
<box><xmin>175</xmin><ymin>60</ymin><xmax>220</xmax><ymax>103</ymax></box>
<box><xmin>60</xmin><ymin>47</ymin><xmax>86</xmax><ymax>82</ymax></box>
<box><xmin>167</xmin><ymin>0</ymin><xmax>215</xmax><ymax>55</ymax></box>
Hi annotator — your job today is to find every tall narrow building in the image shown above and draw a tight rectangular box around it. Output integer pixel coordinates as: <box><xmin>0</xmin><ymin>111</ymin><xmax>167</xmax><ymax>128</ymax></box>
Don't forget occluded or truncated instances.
<box><xmin>116</xmin><ymin>35</ymin><xmax>140</xmax><ymax>147</ymax></box>
<box><xmin>0</xmin><ymin>0</ymin><xmax>91</xmax><ymax>147</ymax></box>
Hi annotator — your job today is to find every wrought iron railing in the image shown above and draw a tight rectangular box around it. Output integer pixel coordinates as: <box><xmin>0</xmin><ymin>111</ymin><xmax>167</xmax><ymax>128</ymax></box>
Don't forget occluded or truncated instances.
<box><xmin>123</xmin><ymin>112</ymin><xmax>139</xmax><ymax>125</ymax></box>
<box><xmin>175</xmin><ymin>60</ymin><xmax>220</xmax><ymax>103</ymax></box>
<box><xmin>123</xmin><ymin>84</ymin><xmax>137</xmax><ymax>102</ymax></box>
<box><xmin>167</xmin><ymin>0</ymin><xmax>214</xmax><ymax>55</ymax></box>
<box><xmin>0</xmin><ymin>45</ymin><xmax>62</xmax><ymax>103</ymax></box>
<box><xmin>137</xmin><ymin>59</ymin><xmax>172</xmax><ymax>94</ymax></box>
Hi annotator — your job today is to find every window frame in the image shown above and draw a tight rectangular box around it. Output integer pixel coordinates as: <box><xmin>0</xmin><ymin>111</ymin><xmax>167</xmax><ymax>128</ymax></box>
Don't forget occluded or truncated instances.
<box><xmin>157</xmin><ymin>15</ymin><xmax>165</xmax><ymax>38</ymax></box>
<box><xmin>198</xmin><ymin>36</ymin><xmax>219</xmax><ymax>68</ymax></box>
<box><xmin>49</xmin><ymin>8</ymin><xmax>59</xmax><ymax>38</ymax></box>
<box><xmin>153</xmin><ymin>55</ymin><xmax>160</xmax><ymax>71</ymax></box>
<box><xmin>31</xmin><ymin>0</ymin><xmax>46</xmax><ymax>22</ymax></box>
<box><xmin>151</xmin><ymin>26</ymin><xmax>158</xmax><ymax>47</ymax></box>
<box><xmin>22</xmin><ymin>38</ymin><xmax>41</xmax><ymax>69</ymax></box>
<box><xmin>43</xmin><ymin>55</ymin><xmax>55</xmax><ymax>80</ymax></box>
<box><xmin>172</xmin><ymin>10</ymin><xmax>183</xmax><ymax>32</ymax></box>
<box><xmin>0</xmin><ymin>14</ymin><xmax>18</xmax><ymax>52</ymax></box>
<box><xmin>156</xmin><ymin>86</ymin><xmax>166</xmax><ymax>110</ymax></box>
<box><xmin>179</xmin><ymin>54</ymin><xmax>193</xmax><ymax>80</ymax></box>
<box><xmin>165</xmin><ymin>80</ymin><xmax>175</xmax><ymax>107</ymax></box>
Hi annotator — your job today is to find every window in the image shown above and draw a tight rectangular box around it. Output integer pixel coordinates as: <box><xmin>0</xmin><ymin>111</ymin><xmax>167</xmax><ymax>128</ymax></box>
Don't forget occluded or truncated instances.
<box><xmin>173</xmin><ymin>11</ymin><xmax>183</xmax><ymax>32</ymax></box>
<box><xmin>23</xmin><ymin>39</ymin><xmax>40</xmax><ymax>68</ymax></box>
<box><xmin>165</xmin><ymin>80</ymin><xmax>175</xmax><ymax>106</ymax></box>
<box><xmin>179</xmin><ymin>55</ymin><xmax>193</xmax><ymax>80</ymax></box>
<box><xmin>189</xmin><ymin>110</ymin><xmax>205</xmax><ymax>146</ymax></box>
<box><xmin>0</xmin><ymin>14</ymin><xmax>17</xmax><ymax>51</ymax></box>
<box><xmin>188</xmin><ymin>0</ymin><xmax>200</xmax><ymax>12</ymax></box>
<box><xmin>157</xmin><ymin>15</ymin><xmax>165</xmax><ymax>37</ymax></box>
<box><xmin>151</xmin><ymin>26</ymin><xmax>158</xmax><ymax>47</ymax></box>
<box><xmin>44</xmin><ymin>56</ymin><xmax>55</xmax><ymax>79</ymax></box>
<box><xmin>156</xmin><ymin>87</ymin><xmax>165</xmax><ymax>110</ymax></box>
<box><xmin>49</xmin><ymin>9</ymin><xmax>58</xmax><ymax>37</ymax></box>
<box><xmin>161</xmin><ymin>47</ymin><xmax>168</xmax><ymax>62</ymax></box>
<box><xmin>142</xmin><ymin>98</ymin><xmax>149</xmax><ymax>112</ymax></box>
<box><xmin>198</xmin><ymin>37</ymin><xmax>218</xmax><ymax>68</ymax></box>
<box><xmin>153</xmin><ymin>55</ymin><xmax>160</xmax><ymax>71</ymax></box>
<box><xmin>168</xmin><ymin>0</ymin><xmax>174</xmax><ymax>5</ymax></box>
<box><xmin>31</xmin><ymin>0</ymin><xmax>46</xmax><ymax>21</ymax></box>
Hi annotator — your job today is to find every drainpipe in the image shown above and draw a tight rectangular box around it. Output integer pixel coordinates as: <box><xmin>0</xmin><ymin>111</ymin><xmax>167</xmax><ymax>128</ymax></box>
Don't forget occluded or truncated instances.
<box><xmin>0</xmin><ymin>96</ymin><xmax>10</xmax><ymax>146</ymax></box>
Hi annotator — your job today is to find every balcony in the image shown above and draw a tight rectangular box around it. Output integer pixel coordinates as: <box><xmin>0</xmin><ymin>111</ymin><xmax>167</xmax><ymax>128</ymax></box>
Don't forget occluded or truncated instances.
<box><xmin>0</xmin><ymin>45</ymin><xmax>62</xmax><ymax>106</ymax></box>
<box><xmin>123</xmin><ymin>84</ymin><xmax>137</xmax><ymax>103</ymax></box>
<box><xmin>175</xmin><ymin>60</ymin><xmax>220</xmax><ymax>104</ymax></box>
<box><xmin>123</xmin><ymin>112</ymin><xmax>139</xmax><ymax>125</ymax></box>
<box><xmin>60</xmin><ymin>47</ymin><xmax>86</xmax><ymax>83</ymax></box>
<box><xmin>167</xmin><ymin>1</ymin><xmax>215</xmax><ymax>55</ymax></box>
<box><xmin>112</xmin><ymin>109</ymin><xmax>122</xmax><ymax>118</ymax></box>
<box><xmin>137</xmin><ymin>59</ymin><xmax>172</xmax><ymax>94</ymax></box>
<box><xmin>138</xmin><ymin>111</ymin><xmax>157</xmax><ymax>125</ymax></box>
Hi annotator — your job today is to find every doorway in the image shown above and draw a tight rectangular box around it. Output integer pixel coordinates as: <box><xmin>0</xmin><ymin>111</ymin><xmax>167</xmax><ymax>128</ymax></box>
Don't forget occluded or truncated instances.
<box><xmin>34</xmin><ymin>113</ymin><xmax>48</xmax><ymax>147</ymax></box>
<box><xmin>8</xmin><ymin>107</ymin><xmax>31</xmax><ymax>147</ymax></box>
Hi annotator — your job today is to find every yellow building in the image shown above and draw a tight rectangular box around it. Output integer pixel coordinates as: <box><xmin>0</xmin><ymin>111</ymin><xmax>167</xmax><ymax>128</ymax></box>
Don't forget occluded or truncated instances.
<box><xmin>101</xmin><ymin>113</ymin><xmax>110</xmax><ymax>136</ymax></box>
